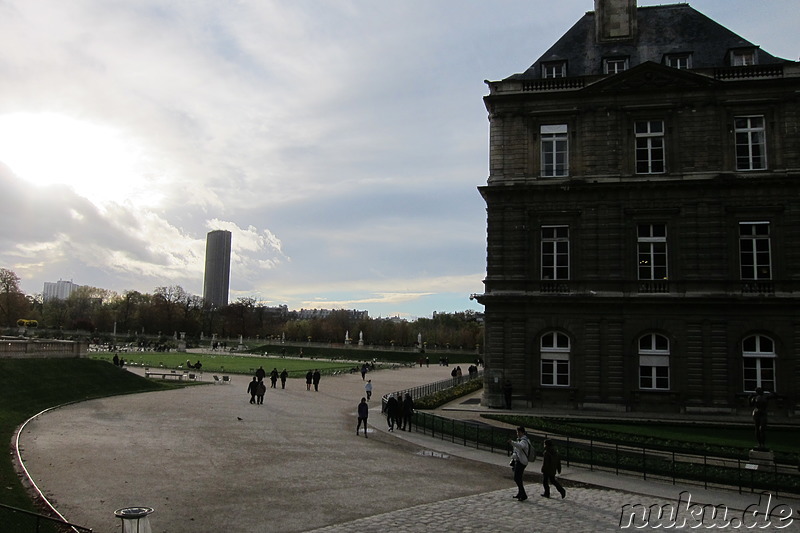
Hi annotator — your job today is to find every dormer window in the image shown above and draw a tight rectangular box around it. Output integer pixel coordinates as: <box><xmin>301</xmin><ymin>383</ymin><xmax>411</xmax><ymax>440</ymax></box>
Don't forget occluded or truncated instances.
<box><xmin>731</xmin><ymin>49</ymin><xmax>757</xmax><ymax>66</ymax></box>
<box><xmin>542</xmin><ymin>61</ymin><xmax>567</xmax><ymax>79</ymax></box>
<box><xmin>604</xmin><ymin>57</ymin><xmax>629</xmax><ymax>74</ymax></box>
<box><xmin>666</xmin><ymin>53</ymin><xmax>692</xmax><ymax>70</ymax></box>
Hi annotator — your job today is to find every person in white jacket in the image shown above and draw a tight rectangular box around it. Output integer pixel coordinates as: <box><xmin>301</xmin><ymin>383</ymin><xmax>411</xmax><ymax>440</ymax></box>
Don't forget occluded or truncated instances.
<box><xmin>508</xmin><ymin>426</ymin><xmax>533</xmax><ymax>501</ymax></box>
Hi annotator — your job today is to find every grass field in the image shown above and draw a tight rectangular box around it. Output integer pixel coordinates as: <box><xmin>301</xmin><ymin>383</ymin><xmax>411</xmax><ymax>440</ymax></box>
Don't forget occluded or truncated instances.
<box><xmin>90</xmin><ymin>352</ymin><xmax>367</xmax><ymax>377</ymax></box>
<box><xmin>486</xmin><ymin>414</ymin><xmax>800</xmax><ymax>461</ymax></box>
<box><xmin>568</xmin><ymin>421</ymin><xmax>798</xmax><ymax>452</ymax></box>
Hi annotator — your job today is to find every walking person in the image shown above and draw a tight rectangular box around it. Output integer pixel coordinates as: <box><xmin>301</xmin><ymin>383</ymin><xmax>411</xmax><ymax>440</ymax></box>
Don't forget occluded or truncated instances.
<box><xmin>357</xmin><ymin>397</ymin><xmax>369</xmax><ymax>438</ymax></box>
<box><xmin>541</xmin><ymin>439</ymin><xmax>566</xmax><ymax>498</ymax></box>
<box><xmin>364</xmin><ymin>379</ymin><xmax>373</xmax><ymax>401</ymax></box>
<box><xmin>508</xmin><ymin>426</ymin><xmax>532</xmax><ymax>501</ymax></box>
<box><xmin>247</xmin><ymin>377</ymin><xmax>258</xmax><ymax>404</ymax></box>
<box><xmin>384</xmin><ymin>394</ymin><xmax>399</xmax><ymax>431</ymax></box>
<box><xmin>502</xmin><ymin>379</ymin><xmax>513</xmax><ymax>409</ymax></box>
<box><xmin>401</xmin><ymin>393</ymin><xmax>415</xmax><ymax>431</ymax></box>
<box><xmin>280</xmin><ymin>369</ymin><xmax>288</xmax><ymax>389</ymax></box>
<box><xmin>270</xmin><ymin>368</ymin><xmax>279</xmax><ymax>388</ymax></box>
<box><xmin>256</xmin><ymin>379</ymin><xmax>267</xmax><ymax>405</ymax></box>
<box><xmin>305</xmin><ymin>370</ymin><xmax>313</xmax><ymax>391</ymax></box>
<box><xmin>312</xmin><ymin>369</ymin><xmax>321</xmax><ymax>391</ymax></box>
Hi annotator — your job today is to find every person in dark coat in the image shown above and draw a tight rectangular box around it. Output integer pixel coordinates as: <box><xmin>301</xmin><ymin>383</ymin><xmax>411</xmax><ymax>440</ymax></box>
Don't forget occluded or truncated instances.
<box><xmin>255</xmin><ymin>366</ymin><xmax>266</xmax><ymax>381</ymax></box>
<box><xmin>401</xmin><ymin>393</ymin><xmax>415</xmax><ymax>431</ymax></box>
<box><xmin>540</xmin><ymin>439</ymin><xmax>566</xmax><ymax>498</ymax></box>
<box><xmin>270</xmin><ymin>368</ymin><xmax>279</xmax><ymax>388</ymax></box>
<box><xmin>247</xmin><ymin>377</ymin><xmax>258</xmax><ymax>404</ymax></box>
<box><xmin>256</xmin><ymin>379</ymin><xmax>267</xmax><ymax>405</ymax></box>
<box><xmin>305</xmin><ymin>370</ymin><xmax>313</xmax><ymax>391</ymax></box>
<box><xmin>279</xmin><ymin>369</ymin><xmax>288</xmax><ymax>389</ymax></box>
<box><xmin>503</xmin><ymin>380</ymin><xmax>513</xmax><ymax>409</ymax></box>
<box><xmin>384</xmin><ymin>394</ymin><xmax>399</xmax><ymax>431</ymax></box>
<box><xmin>312</xmin><ymin>369</ymin><xmax>321</xmax><ymax>391</ymax></box>
<box><xmin>357</xmin><ymin>397</ymin><xmax>369</xmax><ymax>437</ymax></box>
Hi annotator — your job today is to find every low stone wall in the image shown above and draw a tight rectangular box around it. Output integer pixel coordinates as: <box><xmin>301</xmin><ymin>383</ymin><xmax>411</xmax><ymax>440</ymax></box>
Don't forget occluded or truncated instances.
<box><xmin>0</xmin><ymin>338</ymin><xmax>88</xmax><ymax>359</ymax></box>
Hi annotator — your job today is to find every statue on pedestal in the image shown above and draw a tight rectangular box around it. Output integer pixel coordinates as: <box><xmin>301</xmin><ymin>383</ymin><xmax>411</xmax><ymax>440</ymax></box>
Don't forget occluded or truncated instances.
<box><xmin>749</xmin><ymin>387</ymin><xmax>777</xmax><ymax>450</ymax></box>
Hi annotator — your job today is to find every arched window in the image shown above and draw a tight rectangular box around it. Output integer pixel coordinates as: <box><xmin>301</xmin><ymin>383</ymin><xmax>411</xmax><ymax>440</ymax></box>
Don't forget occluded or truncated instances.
<box><xmin>742</xmin><ymin>334</ymin><xmax>776</xmax><ymax>392</ymax></box>
<box><xmin>540</xmin><ymin>332</ymin><xmax>570</xmax><ymax>387</ymax></box>
<box><xmin>638</xmin><ymin>333</ymin><xmax>670</xmax><ymax>390</ymax></box>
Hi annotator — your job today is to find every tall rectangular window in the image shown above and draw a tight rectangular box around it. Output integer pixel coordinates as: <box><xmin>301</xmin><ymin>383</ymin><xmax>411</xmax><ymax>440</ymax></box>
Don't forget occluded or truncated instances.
<box><xmin>639</xmin><ymin>334</ymin><xmax>670</xmax><ymax>390</ymax></box>
<box><xmin>541</xmin><ymin>332</ymin><xmax>570</xmax><ymax>387</ymax></box>
<box><xmin>541</xmin><ymin>124</ymin><xmax>568</xmax><ymax>177</ymax></box>
<box><xmin>635</xmin><ymin>120</ymin><xmax>665</xmax><ymax>174</ymax></box>
<box><xmin>541</xmin><ymin>226</ymin><xmax>569</xmax><ymax>280</ymax></box>
<box><xmin>739</xmin><ymin>222</ymin><xmax>771</xmax><ymax>280</ymax></box>
<box><xmin>742</xmin><ymin>335</ymin><xmax>776</xmax><ymax>392</ymax></box>
<box><xmin>638</xmin><ymin>224</ymin><xmax>668</xmax><ymax>280</ymax></box>
<box><xmin>735</xmin><ymin>116</ymin><xmax>766</xmax><ymax>171</ymax></box>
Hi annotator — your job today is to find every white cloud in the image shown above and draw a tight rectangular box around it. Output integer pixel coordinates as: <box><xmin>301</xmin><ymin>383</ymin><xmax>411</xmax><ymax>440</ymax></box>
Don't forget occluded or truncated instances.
<box><xmin>0</xmin><ymin>0</ymin><xmax>797</xmax><ymax>316</ymax></box>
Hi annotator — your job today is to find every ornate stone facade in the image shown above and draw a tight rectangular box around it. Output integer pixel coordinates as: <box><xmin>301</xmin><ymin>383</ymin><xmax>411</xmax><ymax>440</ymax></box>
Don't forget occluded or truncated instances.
<box><xmin>477</xmin><ymin>1</ymin><xmax>800</xmax><ymax>415</ymax></box>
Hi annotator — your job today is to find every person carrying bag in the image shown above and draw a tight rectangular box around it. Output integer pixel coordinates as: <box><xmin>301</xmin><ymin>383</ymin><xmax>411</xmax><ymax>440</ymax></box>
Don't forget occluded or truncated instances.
<box><xmin>508</xmin><ymin>426</ymin><xmax>533</xmax><ymax>501</ymax></box>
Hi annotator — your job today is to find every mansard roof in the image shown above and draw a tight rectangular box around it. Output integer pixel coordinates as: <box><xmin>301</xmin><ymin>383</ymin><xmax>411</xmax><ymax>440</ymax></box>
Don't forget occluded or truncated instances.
<box><xmin>507</xmin><ymin>3</ymin><xmax>789</xmax><ymax>81</ymax></box>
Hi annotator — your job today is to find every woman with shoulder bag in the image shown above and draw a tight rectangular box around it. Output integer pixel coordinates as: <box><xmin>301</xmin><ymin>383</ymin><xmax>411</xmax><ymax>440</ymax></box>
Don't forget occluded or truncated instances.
<box><xmin>508</xmin><ymin>426</ymin><xmax>532</xmax><ymax>501</ymax></box>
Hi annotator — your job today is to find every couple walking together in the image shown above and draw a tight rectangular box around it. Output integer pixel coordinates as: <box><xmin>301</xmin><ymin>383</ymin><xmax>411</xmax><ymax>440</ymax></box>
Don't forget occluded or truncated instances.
<box><xmin>509</xmin><ymin>427</ymin><xmax>566</xmax><ymax>501</ymax></box>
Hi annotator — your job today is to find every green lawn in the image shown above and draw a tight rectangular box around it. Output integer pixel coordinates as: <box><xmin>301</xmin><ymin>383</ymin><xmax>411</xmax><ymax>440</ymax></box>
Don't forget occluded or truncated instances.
<box><xmin>91</xmin><ymin>352</ymin><xmax>363</xmax><ymax>377</ymax></box>
<box><xmin>485</xmin><ymin>414</ymin><xmax>800</xmax><ymax>461</ymax></box>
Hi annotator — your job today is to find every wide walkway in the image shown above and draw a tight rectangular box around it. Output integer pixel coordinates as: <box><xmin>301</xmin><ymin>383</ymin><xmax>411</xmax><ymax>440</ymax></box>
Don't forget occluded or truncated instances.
<box><xmin>16</xmin><ymin>361</ymin><xmax>799</xmax><ymax>532</ymax></box>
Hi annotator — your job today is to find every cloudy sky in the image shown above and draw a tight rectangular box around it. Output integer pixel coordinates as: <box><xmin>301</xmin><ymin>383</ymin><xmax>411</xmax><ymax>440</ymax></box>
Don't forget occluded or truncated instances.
<box><xmin>1</xmin><ymin>1</ymin><xmax>797</xmax><ymax>318</ymax></box>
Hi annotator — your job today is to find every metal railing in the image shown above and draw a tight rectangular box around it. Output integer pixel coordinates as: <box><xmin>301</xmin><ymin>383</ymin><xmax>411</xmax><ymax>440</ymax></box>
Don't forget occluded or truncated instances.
<box><xmin>0</xmin><ymin>503</ymin><xmax>92</xmax><ymax>533</ymax></box>
<box><xmin>381</xmin><ymin>370</ymin><xmax>483</xmax><ymax>412</ymax></box>
<box><xmin>381</xmin><ymin>374</ymin><xmax>800</xmax><ymax>497</ymax></box>
<box><xmin>405</xmin><ymin>411</ymin><xmax>800</xmax><ymax>497</ymax></box>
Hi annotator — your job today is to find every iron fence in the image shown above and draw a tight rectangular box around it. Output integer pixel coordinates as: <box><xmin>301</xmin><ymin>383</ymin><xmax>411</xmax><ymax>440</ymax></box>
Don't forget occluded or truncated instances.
<box><xmin>406</xmin><ymin>411</ymin><xmax>800</xmax><ymax>497</ymax></box>
<box><xmin>0</xmin><ymin>503</ymin><xmax>92</xmax><ymax>533</ymax></box>
<box><xmin>381</xmin><ymin>370</ymin><xmax>483</xmax><ymax>412</ymax></box>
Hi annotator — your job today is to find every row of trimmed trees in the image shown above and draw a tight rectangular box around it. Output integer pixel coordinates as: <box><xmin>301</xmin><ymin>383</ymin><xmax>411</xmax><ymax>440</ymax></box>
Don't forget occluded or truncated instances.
<box><xmin>0</xmin><ymin>268</ymin><xmax>483</xmax><ymax>350</ymax></box>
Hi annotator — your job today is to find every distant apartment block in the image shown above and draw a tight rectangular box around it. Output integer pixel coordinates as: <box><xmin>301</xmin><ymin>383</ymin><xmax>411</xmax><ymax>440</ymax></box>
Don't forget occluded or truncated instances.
<box><xmin>42</xmin><ymin>280</ymin><xmax>82</xmax><ymax>302</ymax></box>
<box><xmin>203</xmin><ymin>230</ymin><xmax>232</xmax><ymax>308</ymax></box>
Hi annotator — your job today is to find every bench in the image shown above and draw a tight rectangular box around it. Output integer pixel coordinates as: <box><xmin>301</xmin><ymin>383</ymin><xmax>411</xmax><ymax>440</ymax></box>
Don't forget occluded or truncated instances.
<box><xmin>145</xmin><ymin>371</ymin><xmax>184</xmax><ymax>380</ymax></box>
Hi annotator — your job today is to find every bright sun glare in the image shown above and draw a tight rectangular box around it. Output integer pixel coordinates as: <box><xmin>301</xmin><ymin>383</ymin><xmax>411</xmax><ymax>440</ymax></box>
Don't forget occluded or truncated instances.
<box><xmin>0</xmin><ymin>112</ymin><xmax>157</xmax><ymax>206</ymax></box>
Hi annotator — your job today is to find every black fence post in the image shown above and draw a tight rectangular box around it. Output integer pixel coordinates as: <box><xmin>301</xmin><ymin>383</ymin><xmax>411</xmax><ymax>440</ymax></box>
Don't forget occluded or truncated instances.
<box><xmin>671</xmin><ymin>451</ymin><xmax>675</xmax><ymax>486</ymax></box>
<box><xmin>642</xmin><ymin>446</ymin><xmax>647</xmax><ymax>481</ymax></box>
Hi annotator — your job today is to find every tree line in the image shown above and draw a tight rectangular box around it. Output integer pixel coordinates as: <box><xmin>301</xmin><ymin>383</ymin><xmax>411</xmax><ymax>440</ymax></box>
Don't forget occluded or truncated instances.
<box><xmin>0</xmin><ymin>268</ymin><xmax>483</xmax><ymax>350</ymax></box>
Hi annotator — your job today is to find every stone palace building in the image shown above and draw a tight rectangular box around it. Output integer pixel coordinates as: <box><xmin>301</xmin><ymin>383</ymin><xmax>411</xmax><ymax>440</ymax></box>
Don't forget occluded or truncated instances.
<box><xmin>477</xmin><ymin>0</ymin><xmax>800</xmax><ymax>415</ymax></box>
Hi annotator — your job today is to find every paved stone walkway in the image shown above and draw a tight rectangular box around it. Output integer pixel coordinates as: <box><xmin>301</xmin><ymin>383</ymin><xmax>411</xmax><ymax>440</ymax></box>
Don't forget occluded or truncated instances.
<box><xmin>16</xmin><ymin>361</ymin><xmax>800</xmax><ymax>532</ymax></box>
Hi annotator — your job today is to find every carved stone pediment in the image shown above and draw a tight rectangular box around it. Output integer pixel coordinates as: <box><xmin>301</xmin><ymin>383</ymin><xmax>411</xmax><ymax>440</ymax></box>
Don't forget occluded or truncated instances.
<box><xmin>582</xmin><ymin>61</ymin><xmax>718</xmax><ymax>94</ymax></box>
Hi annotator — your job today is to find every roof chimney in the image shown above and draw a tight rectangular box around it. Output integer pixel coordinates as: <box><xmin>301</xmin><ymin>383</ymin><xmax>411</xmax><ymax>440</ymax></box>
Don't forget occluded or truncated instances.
<box><xmin>595</xmin><ymin>0</ymin><xmax>637</xmax><ymax>42</ymax></box>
